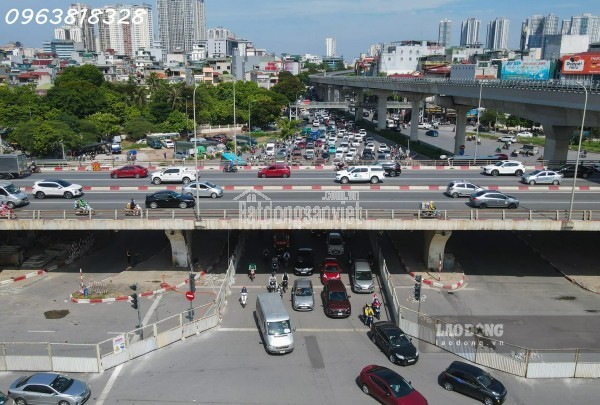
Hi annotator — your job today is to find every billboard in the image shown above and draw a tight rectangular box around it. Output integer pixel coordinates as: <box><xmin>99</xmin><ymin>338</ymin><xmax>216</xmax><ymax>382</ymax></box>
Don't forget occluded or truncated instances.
<box><xmin>500</xmin><ymin>60</ymin><xmax>551</xmax><ymax>80</ymax></box>
<box><xmin>561</xmin><ymin>54</ymin><xmax>600</xmax><ymax>75</ymax></box>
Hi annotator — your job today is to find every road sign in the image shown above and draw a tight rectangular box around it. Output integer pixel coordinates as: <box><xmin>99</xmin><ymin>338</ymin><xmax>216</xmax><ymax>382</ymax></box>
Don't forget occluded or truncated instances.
<box><xmin>185</xmin><ymin>291</ymin><xmax>195</xmax><ymax>301</ymax></box>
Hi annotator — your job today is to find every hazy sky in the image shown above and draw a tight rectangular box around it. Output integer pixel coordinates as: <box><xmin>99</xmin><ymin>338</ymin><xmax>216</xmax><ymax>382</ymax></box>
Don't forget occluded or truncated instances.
<box><xmin>0</xmin><ymin>0</ymin><xmax>595</xmax><ymax>59</ymax></box>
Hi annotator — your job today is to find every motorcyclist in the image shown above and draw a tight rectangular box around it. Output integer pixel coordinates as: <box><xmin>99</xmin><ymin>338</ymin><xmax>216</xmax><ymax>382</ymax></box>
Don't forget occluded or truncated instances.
<box><xmin>281</xmin><ymin>271</ymin><xmax>289</xmax><ymax>292</ymax></box>
<box><xmin>240</xmin><ymin>286</ymin><xmax>248</xmax><ymax>306</ymax></box>
<box><xmin>268</xmin><ymin>272</ymin><xmax>277</xmax><ymax>292</ymax></box>
<box><xmin>495</xmin><ymin>147</ymin><xmax>502</xmax><ymax>153</ymax></box>
<box><xmin>282</xmin><ymin>250</ymin><xmax>291</xmax><ymax>266</ymax></box>
<box><xmin>372</xmin><ymin>295</ymin><xmax>382</xmax><ymax>319</ymax></box>
<box><xmin>129</xmin><ymin>198</ymin><xmax>136</xmax><ymax>210</ymax></box>
<box><xmin>364</xmin><ymin>303</ymin><xmax>374</xmax><ymax>327</ymax></box>
<box><xmin>428</xmin><ymin>201</ymin><xmax>436</xmax><ymax>211</ymax></box>
<box><xmin>263</xmin><ymin>248</ymin><xmax>270</xmax><ymax>263</ymax></box>
<box><xmin>248</xmin><ymin>262</ymin><xmax>256</xmax><ymax>278</ymax></box>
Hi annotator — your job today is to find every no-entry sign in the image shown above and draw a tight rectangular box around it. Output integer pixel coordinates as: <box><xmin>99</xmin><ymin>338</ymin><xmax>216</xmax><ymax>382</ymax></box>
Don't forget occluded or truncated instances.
<box><xmin>185</xmin><ymin>291</ymin><xmax>195</xmax><ymax>301</ymax></box>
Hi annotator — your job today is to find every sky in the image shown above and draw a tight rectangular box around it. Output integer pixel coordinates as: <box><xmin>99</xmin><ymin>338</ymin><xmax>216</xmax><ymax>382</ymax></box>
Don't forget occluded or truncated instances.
<box><xmin>0</xmin><ymin>0</ymin><xmax>596</xmax><ymax>60</ymax></box>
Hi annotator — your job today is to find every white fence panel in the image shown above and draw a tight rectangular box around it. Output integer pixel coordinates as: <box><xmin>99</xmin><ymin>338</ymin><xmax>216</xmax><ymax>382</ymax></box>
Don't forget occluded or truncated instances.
<box><xmin>101</xmin><ymin>350</ymin><xmax>129</xmax><ymax>370</ymax></box>
<box><xmin>197</xmin><ymin>315</ymin><xmax>219</xmax><ymax>333</ymax></box>
<box><xmin>53</xmin><ymin>356</ymin><xmax>99</xmax><ymax>373</ymax></box>
<box><xmin>476</xmin><ymin>351</ymin><xmax>527</xmax><ymax>377</ymax></box>
<box><xmin>157</xmin><ymin>327</ymin><xmax>183</xmax><ymax>348</ymax></box>
<box><xmin>436</xmin><ymin>335</ymin><xmax>477</xmax><ymax>362</ymax></box>
<box><xmin>574</xmin><ymin>363</ymin><xmax>600</xmax><ymax>378</ymax></box>
<box><xmin>182</xmin><ymin>322</ymin><xmax>198</xmax><ymax>338</ymax></box>
<box><xmin>527</xmin><ymin>362</ymin><xmax>576</xmax><ymax>378</ymax></box>
<box><xmin>129</xmin><ymin>337</ymin><xmax>157</xmax><ymax>359</ymax></box>
<box><xmin>5</xmin><ymin>355</ymin><xmax>52</xmax><ymax>371</ymax></box>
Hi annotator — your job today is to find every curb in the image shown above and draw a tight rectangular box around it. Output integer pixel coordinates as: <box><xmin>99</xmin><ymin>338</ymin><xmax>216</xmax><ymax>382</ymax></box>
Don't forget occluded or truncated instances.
<box><xmin>69</xmin><ymin>271</ymin><xmax>208</xmax><ymax>304</ymax></box>
<box><xmin>0</xmin><ymin>269</ymin><xmax>47</xmax><ymax>286</ymax></box>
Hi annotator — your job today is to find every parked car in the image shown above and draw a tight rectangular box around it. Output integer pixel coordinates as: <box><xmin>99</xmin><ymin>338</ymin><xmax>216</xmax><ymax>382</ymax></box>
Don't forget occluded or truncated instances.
<box><xmin>273</xmin><ymin>232</ymin><xmax>290</xmax><ymax>250</ymax></box>
<box><xmin>371</xmin><ymin>321</ymin><xmax>419</xmax><ymax>366</ymax></box>
<box><xmin>352</xmin><ymin>259</ymin><xmax>375</xmax><ymax>293</ymax></box>
<box><xmin>497</xmin><ymin>135</ymin><xmax>516</xmax><ymax>143</ymax></box>
<box><xmin>321</xmin><ymin>279</ymin><xmax>351</xmax><ymax>318</ymax></box>
<box><xmin>145</xmin><ymin>190</ymin><xmax>195</xmax><ymax>209</ymax></box>
<box><xmin>418</xmin><ymin>122</ymin><xmax>432</xmax><ymax>130</ymax></box>
<box><xmin>162</xmin><ymin>139</ymin><xmax>175</xmax><ymax>148</ymax></box>
<box><xmin>551</xmin><ymin>164</ymin><xmax>595</xmax><ymax>179</ymax></box>
<box><xmin>150</xmin><ymin>166</ymin><xmax>197</xmax><ymax>185</ymax></box>
<box><xmin>0</xmin><ymin>391</ymin><xmax>6</xmax><ymax>405</ymax></box>
<box><xmin>440</xmin><ymin>361</ymin><xmax>507</xmax><ymax>405</ymax></box>
<box><xmin>425</xmin><ymin>130</ymin><xmax>439</xmax><ymax>137</ymax></box>
<box><xmin>110</xmin><ymin>165</ymin><xmax>148</xmax><ymax>179</ymax></box>
<box><xmin>258</xmin><ymin>163</ymin><xmax>291</xmax><ymax>178</ymax></box>
<box><xmin>320</xmin><ymin>257</ymin><xmax>343</xmax><ymax>284</ymax></box>
<box><xmin>445</xmin><ymin>180</ymin><xmax>484</xmax><ymax>198</ymax></box>
<box><xmin>481</xmin><ymin>161</ymin><xmax>525</xmax><ymax>176</ymax></box>
<box><xmin>521</xmin><ymin>170</ymin><xmax>562</xmax><ymax>185</ymax></box>
<box><xmin>469</xmin><ymin>190</ymin><xmax>519</xmax><ymax>209</ymax></box>
<box><xmin>32</xmin><ymin>179</ymin><xmax>83</xmax><ymax>199</ymax></box>
<box><xmin>182</xmin><ymin>181</ymin><xmax>223</xmax><ymax>198</ymax></box>
<box><xmin>291</xmin><ymin>278</ymin><xmax>314</xmax><ymax>311</ymax></box>
<box><xmin>173</xmin><ymin>151</ymin><xmax>188</xmax><ymax>160</ymax></box>
<box><xmin>326</xmin><ymin>232</ymin><xmax>344</xmax><ymax>255</ymax></box>
<box><xmin>373</xmin><ymin>160</ymin><xmax>401</xmax><ymax>177</ymax></box>
<box><xmin>294</xmin><ymin>248</ymin><xmax>314</xmax><ymax>275</ymax></box>
<box><xmin>359</xmin><ymin>365</ymin><xmax>428</xmax><ymax>405</ymax></box>
<box><xmin>7</xmin><ymin>372</ymin><xmax>91</xmax><ymax>405</ymax></box>
<box><xmin>516</xmin><ymin>131</ymin><xmax>533</xmax><ymax>138</ymax></box>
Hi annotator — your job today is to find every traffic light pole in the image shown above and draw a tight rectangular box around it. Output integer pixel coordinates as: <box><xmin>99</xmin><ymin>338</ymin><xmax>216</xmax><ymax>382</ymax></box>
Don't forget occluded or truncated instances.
<box><xmin>130</xmin><ymin>284</ymin><xmax>142</xmax><ymax>339</ymax></box>
<box><xmin>188</xmin><ymin>271</ymin><xmax>196</xmax><ymax>322</ymax></box>
<box><xmin>414</xmin><ymin>275</ymin><xmax>423</xmax><ymax>339</ymax></box>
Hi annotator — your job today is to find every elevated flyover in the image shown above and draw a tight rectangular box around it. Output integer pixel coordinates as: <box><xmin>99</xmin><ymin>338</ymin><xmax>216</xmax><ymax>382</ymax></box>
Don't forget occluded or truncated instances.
<box><xmin>309</xmin><ymin>76</ymin><xmax>600</xmax><ymax>161</ymax></box>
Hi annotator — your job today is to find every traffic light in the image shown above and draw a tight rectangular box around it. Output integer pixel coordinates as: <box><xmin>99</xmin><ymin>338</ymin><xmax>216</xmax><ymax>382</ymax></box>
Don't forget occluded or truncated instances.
<box><xmin>189</xmin><ymin>273</ymin><xmax>196</xmax><ymax>293</ymax></box>
<box><xmin>130</xmin><ymin>284</ymin><xmax>138</xmax><ymax>310</ymax></box>
<box><xmin>414</xmin><ymin>275</ymin><xmax>422</xmax><ymax>301</ymax></box>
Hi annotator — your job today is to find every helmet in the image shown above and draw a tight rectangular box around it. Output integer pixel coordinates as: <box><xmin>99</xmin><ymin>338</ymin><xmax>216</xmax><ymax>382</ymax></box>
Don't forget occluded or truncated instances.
<box><xmin>373</xmin><ymin>294</ymin><xmax>377</xmax><ymax>299</ymax></box>
<box><xmin>366</xmin><ymin>303</ymin><xmax>371</xmax><ymax>307</ymax></box>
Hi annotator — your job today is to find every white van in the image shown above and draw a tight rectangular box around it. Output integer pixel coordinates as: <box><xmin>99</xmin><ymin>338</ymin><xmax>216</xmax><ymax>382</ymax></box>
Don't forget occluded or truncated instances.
<box><xmin>256</xmin><ymin>293</ymin><xmax>294</xmax><ymax>354</ymax></box>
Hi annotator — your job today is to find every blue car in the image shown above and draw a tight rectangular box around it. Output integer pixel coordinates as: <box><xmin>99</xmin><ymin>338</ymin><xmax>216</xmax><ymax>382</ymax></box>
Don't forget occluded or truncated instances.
<box><xmin>426</xmin><ymin>130</ymin><xmax>439</xmax><ymax>137</ymax></box>
<box><xmin>328</xmin><ymin>145</ymin><xmax>337</xmax><ymax>154</ymax></box>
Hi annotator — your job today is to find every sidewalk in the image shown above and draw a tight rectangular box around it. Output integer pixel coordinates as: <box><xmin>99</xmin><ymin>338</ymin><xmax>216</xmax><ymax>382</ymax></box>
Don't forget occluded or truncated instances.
<box><xmin>385</xmin><ymin>231</ymin><xmax>465</xmax><ymax>290</ymax></box>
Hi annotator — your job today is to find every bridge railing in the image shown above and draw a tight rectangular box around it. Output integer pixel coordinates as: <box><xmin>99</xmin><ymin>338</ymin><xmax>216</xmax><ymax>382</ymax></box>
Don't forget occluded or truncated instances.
<box><xmin>3</xmin><ymin>209</ymin><xmax>596</xmax><ymax>222</ymax></box>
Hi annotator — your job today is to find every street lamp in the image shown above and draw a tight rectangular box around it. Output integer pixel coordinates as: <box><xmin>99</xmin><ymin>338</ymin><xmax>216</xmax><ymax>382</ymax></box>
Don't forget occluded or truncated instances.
<box><xmin>192</xmin><ymin>81</ymin><xmax>200</xmax><ymax>219</ymax></box>
<box><xmin>248</xmin><ymin>101</ymin><xmax>252</xmax><ymax>135</ymax></box>
<box><xmin>233</xmin><ymin>80</ymin><xmax>237</xmax><ymax>156</ymax></box>
<box><xmin>567</xmin><ymin>82</ymin><xmax>588</xmax><ymax>222</ymax></box>
<box><xmin>473</xmin><ymin>80</ymin><xmax>483</xmax><ymax>164</ymax></box>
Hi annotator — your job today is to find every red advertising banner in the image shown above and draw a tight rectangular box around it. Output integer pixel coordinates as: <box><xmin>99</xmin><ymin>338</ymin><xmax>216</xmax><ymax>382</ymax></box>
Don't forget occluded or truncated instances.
<box><xmin>561</xmin><ymin>53</ymin><xmax>600</xmax><ymax>75</ymax></box>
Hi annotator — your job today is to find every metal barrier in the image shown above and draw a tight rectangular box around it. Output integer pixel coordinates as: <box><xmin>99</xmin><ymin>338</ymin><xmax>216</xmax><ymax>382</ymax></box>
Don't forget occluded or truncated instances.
<box><xmin>0</xmin><ymin>235</ymin><xmax>245</xmax><ymax>373</ymax></box>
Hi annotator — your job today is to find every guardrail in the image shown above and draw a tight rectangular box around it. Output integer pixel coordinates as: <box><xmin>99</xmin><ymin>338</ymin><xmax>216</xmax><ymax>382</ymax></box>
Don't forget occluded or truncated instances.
<box><xmin>2</xmin><ymin>209</ymin><xmax>597</xmax><ymax>222</ymax></box>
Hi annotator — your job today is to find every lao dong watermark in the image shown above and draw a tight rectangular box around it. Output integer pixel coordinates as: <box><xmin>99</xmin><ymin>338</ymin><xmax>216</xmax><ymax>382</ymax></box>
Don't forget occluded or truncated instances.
<box><xmin>436</xmin><ymin>323</ymin><xmax>504</xmax><ymax>349</ymax></box>
<box><xmin>234</xmin><ymin>189</ymin><xmax>363</xmax><ymax>226</ymax></box>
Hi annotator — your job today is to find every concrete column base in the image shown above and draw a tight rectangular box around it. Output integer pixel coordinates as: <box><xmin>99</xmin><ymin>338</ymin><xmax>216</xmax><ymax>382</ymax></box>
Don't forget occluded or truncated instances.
<box><xmin>165</xmin><ymin>229</ymin><xmax>190</xmax><ymax>267</ymax></box>
<box><xmin>423</xmin><ymin>230</ymin><xmax>452</xmax><ymax>270</ymax></box>
<box><xmin>355</xmin><ymin>89</ymin><xmax>364</xmax><ymax>121</ymax></box>
<box><xmin>455</xmin><ymin>106</ymin><xmax>469</xmax><ymax>155</ymax></box>
<box><xmin>376</xmin><ymin>92</ymin><xmax>388</xmax><ymax>130</ymax></box>
<box><xmin>410</xmin><ymin>98</ymin><xmax>422</xmax><ymax>141</ymax></box>
<box><xmin>543</xmin><ymin>125</ymin><xmax>576</xmax><ymax>162</ymax></box>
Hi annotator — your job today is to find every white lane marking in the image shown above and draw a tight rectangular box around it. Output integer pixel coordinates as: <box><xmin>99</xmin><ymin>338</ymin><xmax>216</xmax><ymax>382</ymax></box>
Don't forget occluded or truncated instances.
<box><xmin>28</xmin><ymin>330</ymin><xmax>56</xmax><ymax>333</ymax></box>
<box><xmin>96</xmin><ymin>363</ymin><xmax>123</xmax><ymax>405</ymax></box>
<box><xmin>142</xmin><ymin>294</ymin><xmax>162</xmax><ymax>326</ymax></box>
<box><xmin>106</xmin><ymin>332</ymin><xmax>127</xmax><ymax>335</ymax></box>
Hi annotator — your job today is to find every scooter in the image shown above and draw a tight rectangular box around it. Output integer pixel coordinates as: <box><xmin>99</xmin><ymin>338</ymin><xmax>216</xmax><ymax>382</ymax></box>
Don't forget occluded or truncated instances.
<box><xmin>248</xmin><ymin>264</ymin><xmax>256</xmax><ymax>282</ymax></box>
<box><xmin>223</xmin><ymin>164</ymin><xmax>238</xmax><ymax>173</ymax></box>
<box><xmin>277</xmin><ymin>284</ymin><xmax>284</xmax><ymax>299</ymax></box>
<box><xmin>373</xmin><ymin>302</ymin><xmax>381</xmax><ymax>320</ymax></box>
<box><xmin>271</xmin><ymin>257</ymin><xmax>279</xmax><ymax>274</ymax></box>
<box><xmin>511</xmin><ymin>150</ymin><xmax>519</xmax><ymax>157</ymax></box>
<box><xmin>281</xmin><ymin>279</ymin><xmax>288</xmax><ymax>293</ymax></box>
<box><xmin>267</xmin><ymin>279</ymin><xmax>277</xmax><ymax>293</ymax></box>
<box><xmin>29</xmin><ymin>163</ymin><xmax>41</xmax><ymax>173</ymax></box>
<box><xmin>74</xmin><ymin>207</ymin><xmax>96</xmax><ymax>216</ymax></box>
<box><xmin>240</xmin><ymin>292</ymin><xmax>248</xmax><ymax>308</ymax></box>
<box><xmin>0</xmin><ymin>209</ymin><xmax>16</xmax><ymax>219</ymax></box>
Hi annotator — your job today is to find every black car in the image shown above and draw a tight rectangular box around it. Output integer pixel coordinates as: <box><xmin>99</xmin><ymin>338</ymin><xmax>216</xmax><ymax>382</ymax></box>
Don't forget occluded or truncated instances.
<box><xmin>145</xmin><ymin>190</ymin><xmax>195</xmax><ymax>209</ymax></box>
<box><xmin>551</xmin><ymin>164</ymin><xmax>595</xmax><ymax>179</ymax></box>
<box><xmin>440</xmin><ymin>361</ymin><xmax>507</xmax><ymax>405</ymax></box>
<box><xmin>294</xmin><ymin>248</ymin><xmax>314</xmax><ymax>275</ymax></box>
<box><xmin>362</xmin><ymin>150</ymin><xmax>375</xmax><ymax>161</ymax></box>
<box><xmin>373</xmin><ymin>160</ymin><xmax>401</xmax><ymax>177</ymax></box>
<box><xmin>370</xmin><ymin>321</ymin><xmax>419</xmax><ymax>366</ymax></box>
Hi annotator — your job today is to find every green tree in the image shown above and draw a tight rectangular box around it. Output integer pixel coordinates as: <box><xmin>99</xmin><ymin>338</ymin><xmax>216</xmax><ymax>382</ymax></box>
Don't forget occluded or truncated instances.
<box><xmin>145</xmin><ymin>72</ymin><xmax>162</xmax><ymax>94</ymax></box>
<box><xmin>9</xmin><ymin>119</ymin><xmax>78</xmax><ymax>156</ymax></box>
<box><xmin>54</xmin><ymin>65</ymin><xmax>104</xmax><ymax>87</ymax></box>
<box><xmin>88</xmin><ymin>112</ymin><xmax>121</xmax><ymax>137</ymax></box>
<box><xmin>123</xmin><ymin>117</ymin><xmax>156</xmax><ymax>140</ymax></box>
<box><xmin>166</xmin><ymin>83</ymin><xmax>185</xmax><ymax>110</ymax></box>
<box><xmin>480</xmin><ymin>109</ymin><xmax>499</xmax><ymax>127</ymax></box>
<box><xmin>272</xmin><ymin>71</ymin><xmax>305</xmax><ymax>103</ymax></box>
<box><xmin>161</xmin><ymin>110</ymin><xmax>188</xmax><ymax>133</ymax></box>
<box><xmin>45</xmin><ymin>82</ymin><xmax>107</xmax><ymax>118</ymax></box>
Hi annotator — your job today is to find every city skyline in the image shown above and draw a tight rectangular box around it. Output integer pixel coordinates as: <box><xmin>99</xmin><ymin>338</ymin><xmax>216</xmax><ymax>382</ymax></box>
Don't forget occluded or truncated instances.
<box><xmin>0</xmin><ymin>0</ymin><xmax>595</xmax><ymax>59</ymax></box>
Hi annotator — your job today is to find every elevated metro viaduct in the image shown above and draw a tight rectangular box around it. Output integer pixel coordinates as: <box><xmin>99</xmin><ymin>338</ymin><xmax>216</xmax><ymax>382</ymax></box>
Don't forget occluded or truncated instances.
<box><xmin>309</xmin><ymin>76</ymin><xmax>600</xmax><ymax>162</ymax></box>
<box><xmin>2</xmin><ymin>211</ymin><xmax>599</xmax><ymax>269</ymax></box>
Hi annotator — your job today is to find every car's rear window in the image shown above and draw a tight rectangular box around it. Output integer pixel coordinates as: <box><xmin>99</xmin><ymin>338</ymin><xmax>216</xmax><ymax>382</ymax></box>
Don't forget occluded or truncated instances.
<box><xmin>50</xmin><ymin>375</ymin><xmax>74</xmax><ymax>393</ymax></box>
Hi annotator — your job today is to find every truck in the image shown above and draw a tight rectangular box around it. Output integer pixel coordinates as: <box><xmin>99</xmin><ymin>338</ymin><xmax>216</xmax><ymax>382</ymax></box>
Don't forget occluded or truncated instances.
<box><xmin>0</xmin><ymin>153</ymin><xmax>28</xmax><ymax>179</ymax></box>
<box><xmin>518</xmin><ymin>144</ymin><xmax>539</xmax><ymax>156</ymax></box>
<box><xmin>221</xmin><ymin>152</ymin><xmax>247</xmax><ymax>166</ymax></box>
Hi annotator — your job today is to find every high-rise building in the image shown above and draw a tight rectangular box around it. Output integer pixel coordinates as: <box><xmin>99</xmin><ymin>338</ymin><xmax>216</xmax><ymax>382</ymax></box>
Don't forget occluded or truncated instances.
<box><xmin>486</xmin><ymin>17</ymin><xmax>510</xmax><ymax>50</ymax></box>
<box><xmin>438</xmin><ymin>19</ymin><xmax>452</xmax><ymax>47</ymax></box>
<box><xmin>460</xmin><ymin>18</ymin><xmax>481</xmax><ymax>47</ymax></box>
<box><xmin>97</xmin><ymin>3</ymin><xmax>153</xmax><ymax>57</ymax></box>
<box><xmin>66</xmin><ymin>3</ymin><xmax>96</xmax><ymax>52</ymax></box>
<box><xmin>156</xmin><ymin>0</ymin><xmax>206</xmax><ymax>53</ymax></box>
<box><xmin>522</xmin><ymin>13</ymin><xmax>560</xmax><ymax>49</ymax></box>
<box><xmin>565</xmin><ymin>13</ymin><xmax>600</xmax><ymax>43</ymax></box>
<box><xmin>325</xmin><ymin>37</ymin><xmax>336</xmax><ymax>57</ymax></box>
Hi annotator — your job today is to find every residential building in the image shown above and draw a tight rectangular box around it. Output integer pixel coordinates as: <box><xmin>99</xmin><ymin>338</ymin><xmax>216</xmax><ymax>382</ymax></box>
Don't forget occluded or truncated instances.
<box><xmin>325</xmin><ymin>37</ymin><xmax>336</xmax><ymax>57</ymax></box>
<box><xmin>522</xmin><ymin>13</ymin><xmax>561</xmax><ymax>50</ymax></box>
<box><xmin>460</xmin><ymin>18</ymin><xmax>481</xmax><ymax>47</ymax></box>
<box><xmin>70</xmin><ymin>3</ymin><xmax>96</xmax><ymax>52</ymax></box>
<box><xmin>542</xmin><ymin>34</ymin><xmax>590</xmax><ymax>60</ymax></box>
<box><xmin>486</xmin><ymin>17</ymin><xmax>510</xmax><ymax>50</ymax></box>
<box><xmin>156</xmin><ymin>0</ymin><xmax>206</xmax><ymax>53</ymax></box>
<box><xmin>97</xmin><ymin>3</ymin><xmax>153</xmax><ymax>57</ymax></box>
<box><xmin>42</xmin><ymin>39</ymin><xmax>83</xmax><ymax>59</ymax></box>
<box><xmin>564</xmin><ymin>13</ymin><xmax>600</xmax><ymax>43</ymax></box>
<box><xmin>438</xmin><ymin>19</ymin><xmax>452</xmax><ymax>47</ymax></box>
<box><xmin>379</xmin><ymin>40</ymin><xmax>446</xmax><ymax>75</ymax></box>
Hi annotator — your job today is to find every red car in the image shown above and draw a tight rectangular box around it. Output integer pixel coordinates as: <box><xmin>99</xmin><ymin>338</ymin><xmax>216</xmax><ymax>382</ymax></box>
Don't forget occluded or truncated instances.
<box><xmin>258</xmin><ymin>164</ymin><xmax>291</xmax><ymax>178</ymax></box>
<box><xmin>359</xmin><ymin>365</ymin><xmax>428</xmax><ymax>405</ymax></box>
<box><xmin>314</xmin><ymin>139</ymin><xmax>324</xmax><ymax>147</ymax></box>
<box><xmin>320</xmin><ymin>258</ymin><xmax>342</xmax><ymax>284</ymax></box>
<box><xmin>296</xmin><ymin>140</ymin><xmax>307</xmax><ymax>149</ymax></box>
<box><xmin>110</xmin><ymin>165</ymin><xmax>148</xmax><ymax>179</ymax></box>
<box><xmin>321</xmin><ymin>279</ymin><xmax>351</xmax><ymax>318</ymax></box>
<box><xmin>273</xmin><ymin>232</ymin><xmax>290</xmax><ymax>250</ymax></box>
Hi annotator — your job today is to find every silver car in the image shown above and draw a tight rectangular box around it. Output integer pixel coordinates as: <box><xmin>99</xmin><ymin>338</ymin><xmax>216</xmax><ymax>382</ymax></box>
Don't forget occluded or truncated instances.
<box><xmin>182</xmin><ymin>181</ymin><xmax>223</xmax><ymax>198</ymax></box>
<box><xmin>8</xmin><ymin>372</ymin><xmax>91</xmax><ymax>405</ymax></box>
<box><xmin>521</xmin><ymin>170</ymin><xmax>562</xmax><ymax>185</ymax></box>
<box><xmin>291</xmin><ymin>278</ymin><xmax>314</xmax><ymax>311</ymax></box>
<box><xmin>470</xmin><ymin>190</ymin><xmax>519</xmax><ymax>209</ymax></box>
<box><xmin>352</xmin><ymin>259</ymin><xmax>374</xmax><ymax>293</ymax></box>
<box><xmin>445</xmin><ymin>180</ymin><xmax>484</xmax><ymax>198</ymax></box>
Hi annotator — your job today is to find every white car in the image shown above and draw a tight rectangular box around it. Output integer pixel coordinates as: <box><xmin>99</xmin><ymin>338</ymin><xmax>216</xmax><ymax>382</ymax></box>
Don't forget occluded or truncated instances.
<box><xmin>418</xmin><ymin>122</ymin><xmax>432</xmax><ymax>130</ymax></box>
<box><xmin>359</xmin><ymin>129</ymin><xmax>367</xmax><ymax>136</ymax></box>
<box><xmin>482</xmin><ymin>160</ymin><xmax>525</xmax><ymax>176</ymax></box>
<box><xmin>151</xmin><ymin>166</ymin><xmax>198</xmax><ymax>185</ymax></box>
<box><xmin>335</xmin><ymin>165</ymin><xmax>386</xmax><ymax>184</ymax></box>
<box><xmin>497</xmin><ymin>135</ymin><xmax>517</xmax><ymax>143</ymax></box>
<box><xmin>517</xmin><ymin>131</ymin><xmax>534</xmax><ymax>138</ymax></box>
<box><xmin>345</xmin><ymin>151</ymin><xmax>357</xmax><ymax>160</ymax></box>
<box><xmin>366</xmin><ymin>143</ymin><xmax>376</xmax><ymax>151</ymax></box>
<box><xmin>328</xmin><ymin>136</ymin><xmax>337</xmax><ymax>144</ymax></box>
<box><xmin>351</xmin><ymin>139</ymin><xmax>361</xmax><ymax>147</ymax></box>
<box><xmin>335</xmin><ymin>151</ymin><xmax>345</xmax><ymax>159</ymax></box>
<box><xmin>313</xmin><ymin>120</ymin><xmax>320</xmax><ymax>127</ymax></box>
<box><xmin>32</xmin><ymin>179</ymin><xmax>84</xmax><ymax>199</ymax></box>
<box><xmin>338</xmin><ymin>142</ymin><xmax>350</xmax><ymax>153</ymax></box>
<box><xmin>378</xmin><ymin>144</ymin><xmax>389</xmax><ymax>153</ymax></box>
<box><xmin>162</xmin><ymin>139</ymin><xmax>175</xmax><ymax>148</ymax></box>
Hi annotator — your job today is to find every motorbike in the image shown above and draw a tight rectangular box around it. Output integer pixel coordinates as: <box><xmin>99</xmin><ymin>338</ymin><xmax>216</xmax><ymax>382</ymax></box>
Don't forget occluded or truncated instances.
<box><xmin>277</xmin><ymin>284</ymin><xmax>284</xmax><ymax>298</ymax></box>
<box><xmin>248</xmin><ymin>264</ymin><xmax>256</xmax><ymax>282</ymax></box>
<box><xmin>334</xmin><ymin>163</ymin><xmax>348</xmax><ymax>171</ymax></box>
<box><xmin>240</xmin><ymin>292</ymin><xmax>248</xmax><ymax>308</ymax></box>
<box><xmin>495</xmin><ymin>147</ymin><xmax>502</xmax><ymax>153</ymax></box>
<box><xmin>373</xmin><ymin>302</ymin><xmax>382</xmax><ymax>320</ymax></box>
<box><xmin>267</xmin><ymin>279</ymin><xmax>277</xmax><ymax>293</ymax></box>
<box><xmin>580</xmin><ymin>151</ymin><xmax>588</xmax><ymax>158</ymax></box>
<box><xmin>281</xmin><ymin>278</ymin><xmax>288</xmax><ymax>293</ymax></box>
<box><xmin>29</xmin><ymin>164</ymin><xmax>41</xmax><ymax>173</ymax></box>
<box><xmin>502</xmin><ymin>142</ymin><xmax>511</xmax><ymax>150</ymax></box>
<box><xmin>0</xmin><ymin>209</ymin><xmax>16</xmax><ymax>219</ymax></box>
<box><xmin>223</xmin><ymin>164</ymin><xmax>238</xmax><ymax>173</ymax></box>
<box><xmin>74</xmin><ymin>207</ymin><xmax>96</xmax><ymax>216</ymax></box>
<box><xmin>511</xmin><ymin>150</ymin><xmax>519</xmax><ymax>157</ymax></box>
<box><xmin>271</xmin><ymin>257</ymin><xmax>279</xmax><ymax>273</ymax></box>
<box><xmin>124</xmin><ymin>208</ymin><xmax>141</xmax><ymax>216</ymax></box>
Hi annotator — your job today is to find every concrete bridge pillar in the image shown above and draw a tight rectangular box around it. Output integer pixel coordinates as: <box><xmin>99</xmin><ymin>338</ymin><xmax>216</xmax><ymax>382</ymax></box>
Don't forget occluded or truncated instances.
<box><xmin>454</xmin><ymin>106</ymin><xmax>469</xmax><ymax>155</ymax></box>
<box><xmin>355</xmin><ymin>89</ymin><xmax>364</xmax><ymax>121</ymax></box>
<box><xmin>165</xmin><ymin>229</ymin><xmax>192</xmax><ymax>267</ymax></box>
<box><xmin>543</xmin><ymin>125</ymin><xmax>576</xmax><ymax>162</ymax></box>
<box><xmin>327</xmin><ymin>86</ymin><xmax>334</xmax><ymax>102</ymax></box>
<box><xmin>409</xmin><ymin>98</ymin><xmax>423</xmax><ymax>141</ymax></box>
<box><xmin>375</xmin><ymin>91</ymin><xmax>389</xmax><ymax>130</ymax></box>
<box><xmin>423</xmin><ymin>230</ymin><xmax>452</xmax><ymax>270</ymax></box>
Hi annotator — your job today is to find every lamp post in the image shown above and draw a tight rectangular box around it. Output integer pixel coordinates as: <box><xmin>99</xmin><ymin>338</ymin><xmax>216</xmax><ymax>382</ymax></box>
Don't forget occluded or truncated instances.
<box><xmin>192</xmin><ymin>82</ymin><xmax>200</xmax><ymax>219</ymax></box>
<box><xmin>248</xmin><ymin>101</ymin><xmax>252</xmax><ymax>135</ymax></box>
<box><xmin>233</xmin><ymin>80</ymin><xmax>237</xmax><ymax>156</ymax></box>
<box><xmin>567</xmin><ymin>82</ymin><xmax>588</xmax><ymax>222</ymax></box>
<box><xmin>473</xmin><ymin>80</ymin><xmax>483</xmax><ymax>164</ymax></box>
